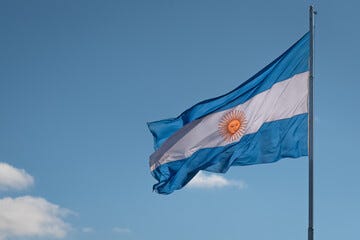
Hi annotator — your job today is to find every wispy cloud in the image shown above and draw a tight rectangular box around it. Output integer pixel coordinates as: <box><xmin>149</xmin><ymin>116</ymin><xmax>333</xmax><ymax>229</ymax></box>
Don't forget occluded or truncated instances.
<box><xmin>0</xmin><ymin>196</ymin><xmax>71</xmax><ymax>240</ymax></box>
<box><xmin>113</xmin><ymin>227</ymin><xmax>131</xmax><ymax>234</ymax></box>
<box><xmin>82</xmin><ymin>227</ymin><xmax>94</xmax><ymax>233</ymax></box>
<box><xmin>187</xmin><ymin>171</ymin><xmax>247</xmax><ymax>190</ymax></box>
<box><xmin>0</xmin><ymin>162</ymin><xmax>34</xmax><ymax>191</ymax></box>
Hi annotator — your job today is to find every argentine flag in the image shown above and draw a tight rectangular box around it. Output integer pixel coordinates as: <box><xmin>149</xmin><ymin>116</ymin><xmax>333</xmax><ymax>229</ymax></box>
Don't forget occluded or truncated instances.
<box><xmin>148</xmin><ymin>32</ymin><xmax>310</xmax><ymax>194</ymax></box>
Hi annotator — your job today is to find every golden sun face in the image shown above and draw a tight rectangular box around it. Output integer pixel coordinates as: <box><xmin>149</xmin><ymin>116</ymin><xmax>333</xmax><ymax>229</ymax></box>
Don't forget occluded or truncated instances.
<box><xmin>218</xmin><ymin>110</ymin><xmax>247</xmax><ymax>142</ymax></box>
<box><xmin>227</xmin><ymin>119</ymin><xmax>241</xmax><ymax>134</ymax></box>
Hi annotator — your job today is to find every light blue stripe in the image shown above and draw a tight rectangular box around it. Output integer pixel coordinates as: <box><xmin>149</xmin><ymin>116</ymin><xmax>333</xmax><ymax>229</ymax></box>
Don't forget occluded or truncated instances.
<box><xmin>148</xmin><ymin>32</ymin><xmax>310</xmax><ymax>150</ymax></box>
<box><xmin>151</xmin><ymin>113</ymin><xmax>308</xmax><ymax>194</ymax></box>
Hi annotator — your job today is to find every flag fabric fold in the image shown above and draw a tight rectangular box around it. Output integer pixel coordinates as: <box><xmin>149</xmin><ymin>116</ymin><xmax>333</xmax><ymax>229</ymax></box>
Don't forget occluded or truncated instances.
<box><xmin>148</xmin><ymin>32</ymin><xmax>310</xmax><ymax>194</ymax></box>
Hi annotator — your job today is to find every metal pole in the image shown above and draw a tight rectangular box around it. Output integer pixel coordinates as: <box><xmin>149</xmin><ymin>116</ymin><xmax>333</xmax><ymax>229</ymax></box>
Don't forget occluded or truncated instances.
<box><xmin>308</xmin><ymin>5</ymin><xmax>315</xmax><ymax>240</ymax></box>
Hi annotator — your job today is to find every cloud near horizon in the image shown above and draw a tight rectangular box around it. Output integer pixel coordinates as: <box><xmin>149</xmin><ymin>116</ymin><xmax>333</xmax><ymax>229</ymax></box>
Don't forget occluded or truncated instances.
<box><xmin>0</xmin><ymin>163</ymin><xmax>72</xmax><ymax>240</ymax></box>
<box><xmin>0</xmin><ymin>162</ymin><xmax>34</xmax><ymax>191</ymax></box>
<box><xmin>187</xmin><ymin>171</ymin><xmax>247</xmax><ymax>190</ymax></box>
<box><xmin>0</xmin><ymin>196</ymin><xmax>71</xmax><ymax>240</ymax></box>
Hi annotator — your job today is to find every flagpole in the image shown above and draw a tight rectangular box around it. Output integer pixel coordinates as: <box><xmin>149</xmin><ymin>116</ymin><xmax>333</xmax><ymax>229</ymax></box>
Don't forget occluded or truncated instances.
<box><xmin>308</xmin><ymin>5</ymin><xmax>316</xmax><ymax>240</ymax></box>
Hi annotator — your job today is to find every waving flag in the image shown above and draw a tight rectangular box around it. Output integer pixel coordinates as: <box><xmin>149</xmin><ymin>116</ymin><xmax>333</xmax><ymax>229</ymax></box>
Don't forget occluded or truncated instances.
<box><xmin>148</xmin><ymin>32</ymin><xmax>310</xmax><ymax>194</ymax></box>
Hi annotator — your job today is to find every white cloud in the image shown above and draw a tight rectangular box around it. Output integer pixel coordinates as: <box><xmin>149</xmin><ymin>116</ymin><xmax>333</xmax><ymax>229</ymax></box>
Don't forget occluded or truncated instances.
<box><xmin>0</xmin><ymin>163</ymin><xmax>34</xmax><ymax>191</ymax></box>
<box><xmin>82</xmin><ymin>227</ymin><xmax>94</xmax><ymax>233</ymax></box>
<box><xmin>113</xmin><ymin>227</ymin><xmax>131</xmax><ymax>234</ymax></box>
<box><xmin>187</xmin><ymin>171</ymin><xmax>247</xmax><ymax>190</ymax></box>
<box><xmin>0</xmin><ymin>196</ymin><xmax>71</xmax><ymax>240</ymax></box>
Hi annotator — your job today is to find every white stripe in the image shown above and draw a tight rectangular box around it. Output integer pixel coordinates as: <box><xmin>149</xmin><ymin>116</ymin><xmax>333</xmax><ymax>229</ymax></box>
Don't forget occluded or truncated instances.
<box><xmin>150</xmin><ymin>71</ymin><xmax>309</xmax><ymax>171</ymax></box>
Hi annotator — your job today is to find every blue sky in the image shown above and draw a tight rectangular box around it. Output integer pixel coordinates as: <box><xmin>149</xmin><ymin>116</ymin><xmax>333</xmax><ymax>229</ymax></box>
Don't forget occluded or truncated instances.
<box><xmin>0</xmin><ymin>0</ymin><xmax>359</xmax><ymax>239</ymax></box>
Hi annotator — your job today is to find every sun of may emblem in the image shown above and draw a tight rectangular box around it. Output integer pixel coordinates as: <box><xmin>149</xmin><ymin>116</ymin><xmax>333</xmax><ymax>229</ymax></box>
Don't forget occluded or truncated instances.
<box><xmin>218</xmin><ymin>109</ymin><xmax>247</xmax><ymax>142</ymax></box>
